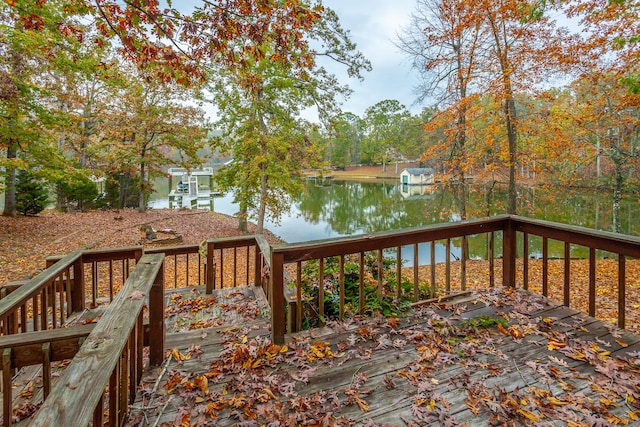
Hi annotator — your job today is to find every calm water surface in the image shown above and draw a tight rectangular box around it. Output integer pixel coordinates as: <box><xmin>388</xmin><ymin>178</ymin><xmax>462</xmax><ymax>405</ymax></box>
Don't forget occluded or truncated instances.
<box><xmin>149</xmin><ymin>179</ymin><xmax>640</xmax><ymax>263</ymax></box>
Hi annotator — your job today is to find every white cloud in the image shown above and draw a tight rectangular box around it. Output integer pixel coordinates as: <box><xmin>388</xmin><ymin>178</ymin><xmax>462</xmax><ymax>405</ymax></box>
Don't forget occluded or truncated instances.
<box><xmin>321</xmin><ymin>0</ymin><xmax>422</xmax><ymax>116</ymax></box>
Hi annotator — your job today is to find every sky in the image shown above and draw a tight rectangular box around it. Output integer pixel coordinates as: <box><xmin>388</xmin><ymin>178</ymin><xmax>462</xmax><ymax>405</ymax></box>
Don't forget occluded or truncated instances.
<box><xmin>176</xmin><ymin>0</ymin><xmax>424</xmax><ymax>120</ymax></box>
<box><xmin>320</xmin><ymin>0</ymin><xmax>423</xmax><ymax>117</ymax></box>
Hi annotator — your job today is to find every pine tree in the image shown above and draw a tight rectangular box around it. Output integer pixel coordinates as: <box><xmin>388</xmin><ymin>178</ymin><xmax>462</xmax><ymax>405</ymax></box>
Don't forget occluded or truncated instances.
<box><xmin>16</xmin><ymin>171</ymin><xmax>49</xmax><ymax>216</ymax></box>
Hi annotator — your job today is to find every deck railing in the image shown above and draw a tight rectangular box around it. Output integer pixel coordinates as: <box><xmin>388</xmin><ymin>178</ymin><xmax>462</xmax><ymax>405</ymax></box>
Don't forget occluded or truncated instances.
<box><xmin>0</xmin><ymin>236</ymin><xmax>269</xmax><ymax>425</ymax></box>
<box><xmin>29</xmin><ymin>253</ymin><xmax>165</xmax><ymax>427</ymax></box>
<box><xmin>46</xmin><ymin>247</ymin><xmax>144</xmax><ymax>308</ymax></box>
<box><xmin>2</xmin><ymin>216</ymin><xmax>640</xmax><ymax>422</ymax></box>
<box><xmin>0</xmin><ymin>251</ymin><xmax>85</xmax><ymax>336</ymax></box>
<box><xmin>269</xmin><ymin>215</ymin><xmax>640</xmax><ymax>344</ymax></box>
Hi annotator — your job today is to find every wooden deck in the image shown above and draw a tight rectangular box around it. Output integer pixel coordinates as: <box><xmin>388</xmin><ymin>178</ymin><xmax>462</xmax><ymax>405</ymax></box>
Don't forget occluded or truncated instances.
<box><xmin>126</xmin><ymin>286</ymin><xmax>640</xmax><ymax>426</ymax></box>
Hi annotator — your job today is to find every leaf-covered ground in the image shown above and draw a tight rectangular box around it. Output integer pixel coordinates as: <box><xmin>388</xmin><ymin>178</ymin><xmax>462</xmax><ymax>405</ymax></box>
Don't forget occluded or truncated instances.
<box><xmin>129</xmin><ymin>286</ymin><xmax>640</xmax><ymax>426</ymax></box>
<box><xmin>0</xmin><ymin>209</ymin><xmax>263</xmax><ymax>284</ymax></box>
<box><xmin>411</xmin><ymin>258</ymin><xmax>640</xmax><ymax>335</ymax></box>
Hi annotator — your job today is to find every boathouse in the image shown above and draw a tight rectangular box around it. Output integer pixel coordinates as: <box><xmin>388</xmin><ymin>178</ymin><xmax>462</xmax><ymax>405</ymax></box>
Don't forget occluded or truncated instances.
<box><xmin>400</xmin><ymin>167</ymin><xmax>435</xmax><ymax>185</ymax></box>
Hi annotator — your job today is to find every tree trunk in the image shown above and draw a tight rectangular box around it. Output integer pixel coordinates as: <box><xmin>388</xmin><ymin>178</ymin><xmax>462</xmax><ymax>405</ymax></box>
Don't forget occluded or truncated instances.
<box><xmin>505</xmin><ymin>95</ymin><xmax>518</xmax><ymax>215</ymax></box>
<box><xmin>613</xmin><ymin>161</ymin><xmax>624</xmax><ymax>234</ymax></box>
<box><xmin>238</xmin><ymin>197</ymin><xmax>248</xmax><ymax>233</ymax></box>
<box><xmin>138</xmin><ymin>159</ymin><xmax>146</xmax><ymax>213</ymax></box>
<box><xmin>257</xmin><ymin>172</ymin><xmax>267</xmax><ymax>234</ymax></box>
<box><xmin>2</xmin><ymin>140</ymin><xmax>18</xmax><ymax>217</ymax></box>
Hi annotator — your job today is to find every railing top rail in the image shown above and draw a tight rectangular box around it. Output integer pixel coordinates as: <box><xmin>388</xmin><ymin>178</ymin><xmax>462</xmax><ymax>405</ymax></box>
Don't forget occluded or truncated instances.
<box><xmin>255</xmin><ymin>234</ymin><xmax>272</xmax><ymax>268</ymax></box>
<box><xmin>145</xmin><ymin>243</ymin><xmax>200</xmax><ymax>256</ymax></box>
<box><xmin>46</xmin><ymin>246</ymin><xmax>144</xmax><ymax>264</ymax></box>
<box><xmin>272</xmin><ymin>215</ymin><xmax>510</xmax><ymax>263</ymax></box>
<box><xmin>29</xmin><ymin>253</ymin><xmax>165</xmax><ymax>427</ymax></box>
<box><xmin>0</xmin><ymin>250</ymin><xmax>82</xmax><ymax>320</ymax></box>
<box><xmin>511</xmin><ymin>215</ymin><xmax>640</xmax><ymax>258</ymax></box>
<box><xmin>206</xmin><ymin>235</ymin><xmax>259</xmax><ymax>249</ymax></box>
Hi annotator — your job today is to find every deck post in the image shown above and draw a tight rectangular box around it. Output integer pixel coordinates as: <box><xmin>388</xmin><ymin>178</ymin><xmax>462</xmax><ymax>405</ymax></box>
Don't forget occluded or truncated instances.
<box><xmin>133</xmin><ymin>247</ymin><xmax>143</xmax><ymax>262</ymax></box>
<box><xmin>255</xmin><ymin>244</ymin><xmax>263</xmax><ymax>290</ymax></box>
<box><xmin>149</xmin><ymin>258</ymin><xmax>165</xmax><ymax>366</ymax></box>
<box><xmin>502</xmin><ymin>217</ymin><xmax>516</xmax><ymax>288</ymax></box>
<box><xmin>206</xmin><ymin>241</ymin><xmax>215</xmax><ymax>294</ymax></box>
<box><xmin>71</xmin><ymin>256</ymin><xmax>85</xmax><ymax>312</ymax></box>
<box><xmin>271</xmin><ymin>250</ymin><xmax>285</xmax><ymax>344</ymax></box>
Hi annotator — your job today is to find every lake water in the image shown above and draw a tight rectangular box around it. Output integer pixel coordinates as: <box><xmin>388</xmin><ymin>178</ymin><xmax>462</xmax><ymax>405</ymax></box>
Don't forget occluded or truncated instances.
<box><xmin>149</xmin><ymin>179</ymin><xmax>640</xmax><ymax>263</ymax></box>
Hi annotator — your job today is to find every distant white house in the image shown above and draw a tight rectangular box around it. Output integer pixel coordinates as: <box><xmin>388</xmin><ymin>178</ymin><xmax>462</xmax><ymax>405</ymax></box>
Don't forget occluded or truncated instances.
<box><xmin>400</xmin><ymin>168</ymin><xmax>435</xmax><ymax>185</ymax></box>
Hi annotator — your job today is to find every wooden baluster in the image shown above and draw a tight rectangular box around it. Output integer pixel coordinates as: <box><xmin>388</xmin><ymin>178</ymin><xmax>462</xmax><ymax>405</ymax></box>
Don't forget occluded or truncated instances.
<box><xmin>413</xmin><ymin>244</ymin><xmax>419</xmax><ymax>302</ymax></box>
<box><xmin>20</xmin><ymin>302</ymin><xmax>27</xmax><ymax>333</ymax></box>
<box><xmin>445</xmin><ymin>239</ymin><xmax>451</xmax><ymax>293</ymax></box>
<box><xmin>59</xmin><ymin>273</ymin><xmax>66</xmax><ymax>324</ymax></box>
<box><xmin>65</xmin><ymin>269</ymin><xmax>72</xmax><ymax>316</ymax></box>
<box><xmin>129</xmin><ymin>326</ymin><xmax>137</xmax><ymax>404</ymax></box>
<box><xmin>542</xmin><ymin>237</ymin><xmax>548</xmax><ymax>297</ymax></box>
<box><xmin>173</xmin><ymin>255</ymin><xmax>178</xmax><ymax>288</ymax></box>
<box><xmin>51</xmin><ymin>281</ymin><xmax>57</xmax><ymax>329</ymax></box>
<box><xmin>339</xmin><ymin>256</ymin><xmax>345</xmax><ymax>321</ymax></box>
<box><xmin>430</xmin><ymin>241</ymin><xmax>436</xmax><ymax>298</ymax></box>
<box><xmin>220</xmin><ymin>249</ymin><xmax>225</xmax><ymax>289</ymax></box>
<box><xmin>489</xmin><ymin>232</ymin><xmax>495</xmax><ymax>288</ymax></box>
<box><xmin>3</xmin><ymin>348</ymin><xmax>12</xmax><ymax>427</ymax></box>
<box><xmin>136</xmin><ymin>312</ymin><xmax>144</xmax><ymax>386</ymax></box>
<box><xmin>245</xmin><ymin>246</ymin><xmax>250</xmax><ymax>286</ymax></box>
<box><xmin>396</xmin><ymin>247</ymin><xmax>402</xmax><ymax>301</ymax></box>
<box><xmin>619</xmin><ymin>254</ymin><xmax>626</xmax><ymax>329</ymax></box>
<box><xmin>186</xmin><ymin>253</ymin><xmax>190</xmax><ymax>287</ymax></box>
<box><xmin>359</xmin><ymin>252</ymin><xmax>365</xmax><ymax>315</ymax></box>
<box><xmin>109</xmin><ymin>359</ymin><xmax>120</xmax><ymax>427</ymax></box>
<box><xmin>589</xmin><ymin>248</ymin><xmax>596</xmax><ymax>318</ymax></box>
<box><xmin>297</xmin><ymin>261</ymin><xmax>303</xmax><ymax>331</ymax></box>
<box><xmin>32</xmin><ymin>295</ymin><xmax>39</xmax><ymax>331</ymax></box>
<box><xmin>523</xmin><ymin>232</ymin><xmax>529</xmax><ymax>290</ymax></box>
<box><xmin>254</xmin><ymin>245</ymin><xmax>262</xmax><ymax>290</ymax></box>
<box><xmin>461</xmin><ymin>236</ymin><xmax>467</xmax><ymax>291</ymax></box>
<box><xmin>109</xmin><ymin>259</ymin><xmax>114</xmax><ymax>301</ymax></box>
<box><xmin>319</xmin><ymin>257</ymin><xmax>325</xmax><ymax>326</ymax></box>
<box><xmin>233</xmin><ymin>248</ymin><xmax>238</xmax><ymax>288</ymax></box>
<box><xmin>41</xmin><ymin>290</ymin><xmax>47</xmax><ymax>331</ymax></box>
<box><xmin>93</xmin><ymin>395</ymin><xmax>105</xmax><ymax>427</ymax></box>
<box><xmin>564</xmin><ymin>242</ymin><xmax>571</xmax><ymax>307</ymax></box>
<box><xmin>377</xmin><ymin>250</ymin><xmax>383</xmax><ymax>300</ymax></box>
<box><xmin>120</xmin><ymin>343</ymin><xmax>129</xmax><ymax>424</ymax></box>
<box><xmin>92</xmin><ymin>261</ymin><xmax>98</xmax><ymax>307</ymax></box>
<box><xmin>42</xmin><ymin>342</ymin><xmax>51</xmax><ymax>397</ymax></box>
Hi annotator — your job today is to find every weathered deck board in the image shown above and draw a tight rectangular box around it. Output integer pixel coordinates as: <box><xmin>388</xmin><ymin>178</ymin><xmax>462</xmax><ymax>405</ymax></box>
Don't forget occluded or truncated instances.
<box><xmin>126</xmin><ymin>286</ymin><xmax>640</xmax><ymax>426</ymax></box>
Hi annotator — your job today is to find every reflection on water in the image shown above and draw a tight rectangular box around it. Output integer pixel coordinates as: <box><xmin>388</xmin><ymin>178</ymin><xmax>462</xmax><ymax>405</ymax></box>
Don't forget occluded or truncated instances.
<box><xmin>150</xmin><ymin>179</ymin><xmax>640</xmax><ymax>262</ymax></box>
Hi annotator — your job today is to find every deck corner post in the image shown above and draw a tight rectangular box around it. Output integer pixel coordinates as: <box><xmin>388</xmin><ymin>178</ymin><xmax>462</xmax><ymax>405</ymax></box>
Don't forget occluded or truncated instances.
<box><xmin>502</xmin><ymin>218</ymin><xmax>517</xmax><ymax>288</ymax></box>
<box><xmin>134</xmin><ymin>247</ymin><xmax>144</xmax><ymax>262</ymax></box>
<box><xmin>149</xmin><ymin>257</ymin><xmax>165</xmax><ymax>366</ymax></box>
<box><xmin>206</xmin><ymin>241</ymin><xmax>215</xmax><ymax>294</ymax></box>
<box><xmin>255</xmin><ymin>239</ymin><xmax>264</xmax><ymax>289</ymax></box>
<box><xmin>270</xmin><ymin>250</ymin><xmax>285</xmax><ymax>345</ymax></box>
<box><xmin>3</xmin><ymin>348</ymin><xmax>12</xmax><ymax>427</ymax></box>
<box><xmin>71</xmin><ymin>255</ymin><xmax>85</xmax><ymax>312</ymax></box>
